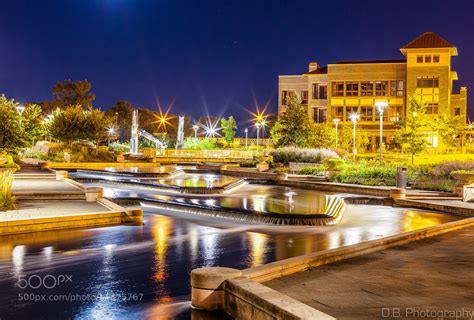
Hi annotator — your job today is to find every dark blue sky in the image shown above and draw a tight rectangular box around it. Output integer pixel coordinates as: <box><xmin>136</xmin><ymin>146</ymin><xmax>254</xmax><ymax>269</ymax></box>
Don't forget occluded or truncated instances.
<box><xmin>0</xmin><ymin>0</ymin><xmax>473</xmax><ymax>122</ymax></box>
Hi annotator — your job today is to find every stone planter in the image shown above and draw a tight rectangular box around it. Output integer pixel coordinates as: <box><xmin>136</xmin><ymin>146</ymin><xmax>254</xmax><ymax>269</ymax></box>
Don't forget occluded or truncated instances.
<box><xmin>55</xmin><ymin>170</ymin><xmax>68</xmax><ymax>180</ymax></box>
<box><xmin>85</xmin><ymin>187</ymin><xmax>103</xmax><ymax>202</ymax></box>
<box><xmin>257</xmin><ymin>162</ymin><xmax>269</xmax><ymax>172</ymax></box>
<box><xmin>450</xmin><ymin>172</ymin><xmax>474</xmax><ymax>196</ymax></box>
<box><xmin>325</xmin><ymin>170</ymin><xmax>340</xmax><ymax>180</ymax></box>
<box><xmin>390</xmin><ymin>188</ymin><xmax>406</xmax><ymax>200</ymax></box>
<box><xmin>116</xmin><ymin>155</ymin><xmax>125</xmax><ymax>163</ymax></box>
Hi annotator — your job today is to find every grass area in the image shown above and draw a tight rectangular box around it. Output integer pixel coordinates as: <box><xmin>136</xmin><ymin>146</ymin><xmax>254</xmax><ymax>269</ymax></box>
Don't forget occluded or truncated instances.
<box><xmin>358</xmin><ymin>152</ymin><xmax>474</xmax><ymax>165</ymax></box>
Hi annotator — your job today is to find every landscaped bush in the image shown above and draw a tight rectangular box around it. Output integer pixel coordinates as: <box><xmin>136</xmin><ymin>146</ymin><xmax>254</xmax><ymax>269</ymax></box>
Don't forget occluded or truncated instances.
<box><xmin>297</xmin><ymin>165</ymin><xmax>326</xmax><ymax>176</ymax></box>
<box><xmin>331</xmin><ymin>161</ymin><xmax>397</xmax><ymax>186</ymax></box>
<box><xmin>109</xmin><ymin>141</ymin><xmax>130</xmax><ymax>153</ymax></box>
<box><xmin>324</xmin><ymin>158</ymin><xmax>345</xmax><ymax>171</ymax></box>
<box><xmin>431</xmin><ymin>161</ymin><xmax>474</xmax><ymax>179</ymax></box>
<box><xmin>183</xmin><ymin>138</ymin><xmax>218</xmax><ymax>150</ymax></box>
<box><xmin>0</xmin><ymin>170</ymin><xmax>15</xmax><ymax>211</ymax></box>
<box><xmin>269</xmin><ymin>147</ymin><xmax>339</xmax><ymax>164</ymax></box>
<box><xmin>240</xmin><ymin>159</ymin><xmax>258</xmax><ymax>167</ymax></box>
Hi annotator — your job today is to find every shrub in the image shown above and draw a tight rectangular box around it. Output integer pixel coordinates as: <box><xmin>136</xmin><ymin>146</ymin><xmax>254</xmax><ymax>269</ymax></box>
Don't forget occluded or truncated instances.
<box><xmin>332</xmin><ymin>161</ymin><xmax>396</xmax><ymax>186</ymax></box>
<box><xmin>183</xmin><ymin>138</ymin><xmax>218</xmax><ymax>150</ymax></box>
<box><xmin>269</xmin><ymin>147</ymin><xmax>339</xmax><ymax>164</ymax></box>
<box><xmin>0</xmin><ymin>169</ymin><xmax>15</xmax><ymax>211</ymax></box>
<box><xmin>109</xmin><ymin>141</ymin><xmax>130</xmax><ymax>153</ymax></box>
<box><xmin>324</xmin><ymin>158</ymin><xmax>345</xmax><ymax>171</ymax></box>
<box><xmin>432</xmin><ymin>161</ymin><xmax>474</xmax><ymax>178</ymax></box>
<box><xmin>240</xmin><ymin>159</ymin><xmax>257</xmax><ymax>167</ymax></box>
<box><xmin>298</xmin><ymin>165</ymin><xmax>327</xmax><ymax>175</ymax></box>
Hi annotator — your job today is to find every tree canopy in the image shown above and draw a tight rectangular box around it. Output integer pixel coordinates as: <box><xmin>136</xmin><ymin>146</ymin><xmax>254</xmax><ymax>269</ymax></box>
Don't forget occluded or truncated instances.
<box><xmin>52</xmin><ymin>79</ymin><xmax>96</xmax><ymax>110</ymax></box>
<box><xmin>221</xmin><ymin>116</ymin><xmax>238</xmax><ymax>143</ymax></box>
<box><xmin>0</xmin><ymin>95</ymin><xmax>26</xmax><ymax>153</ymax></box>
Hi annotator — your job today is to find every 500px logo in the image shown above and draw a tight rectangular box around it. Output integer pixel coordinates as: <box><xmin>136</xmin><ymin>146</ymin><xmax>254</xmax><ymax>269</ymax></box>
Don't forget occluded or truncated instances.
<box><xmin>17</xmin><ymin>274</ymin><xmax>73</xmax><ymax>289</ymax></box>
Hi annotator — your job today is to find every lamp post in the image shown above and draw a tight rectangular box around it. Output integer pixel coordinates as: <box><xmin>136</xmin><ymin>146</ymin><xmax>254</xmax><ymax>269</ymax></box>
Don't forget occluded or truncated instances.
<box><xmin>375</xmin><ymin>100</ymin><xmax>389</xmax><ymax>163</ymax></box>
<box><xmin>349</xmin><ymin>113</ymin><xmax>360</xmax><ymax>161</ymax></box>
<box><xmin>256</xmin><ymin>122</ymin><xmax>261</xmax><ymax>151</ymax></box>
<box><xmin>107</xmin><ymin>127</ymin><xmax>116</xmax><ymax>145</ymax></box>
<box><xmin>245</xmin><ymin>128</ymin><xmax>248</xmax><ymax>149</ymax></box>
<box><xmin>16</xmin><ymin>105</ymin><xmax>25</xmax><ymax>125</ymax></box>
<box><xmin>192</xmin><ymin>125</ymin><xmax>199</xmax><ymax>149</ymax></box>
<box><xmin>333</xmin><ymin>118</ymin><xmax>340</xmax><ymax>149</ymax></box>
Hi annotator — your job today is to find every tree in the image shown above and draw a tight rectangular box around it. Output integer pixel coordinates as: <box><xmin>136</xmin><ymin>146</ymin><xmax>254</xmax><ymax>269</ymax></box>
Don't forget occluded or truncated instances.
<box><xmin>270</xmin><ymin>93</ymin><xmax>314</xmax><ymax>147</ymax></box>
<box><xmin>48</xmin><ymin>105</ymin><xmax>87</xmax><ymax>146</ymax></box>
<box><xmin>85</xmin><ymin>109</ymin><xmax>113</xmax><ymax>153</ymax></box>
<box><xmin>433</xmin><ymin>114</ymin><xmax>466</xmax><ymax>149</ymax></box>
<box><xmin>21</xmin><ymin>104</ymin><xmax>46</xmax><ymax>146</ymax></box>
<box><xmin>395</xmin><ymin>95</ymin><xmax>430</xmax><ymax>164</ymax></box>
<box><xmin>307</xmin><ymin>122</ymin><xmax>336</xmax><ymax>149</ymax></box>
<box><xmin>0</xmin><ymin>94</ymin><xmax>26</xmax><ymax>153</ymax></box>
<box><xmin>221</xmin><ymin>116</ymin><xmax>238</xmax><ymax>143</ymax></box>
<box><xmin>52</xmin><ymin>79</ymin><xmax>96</xmax><ymax>110</ymax></box>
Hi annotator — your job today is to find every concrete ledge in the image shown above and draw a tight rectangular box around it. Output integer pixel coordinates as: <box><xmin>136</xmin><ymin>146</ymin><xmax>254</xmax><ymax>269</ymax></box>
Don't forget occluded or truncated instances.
<box><xmin>42</xmin><ymin>162</ymin><xmax>161</xmax><ymax>169</ymax></box>
<box><xmin>224</xmin><ymin>277</ymin><xmax>335</xmax><ymax>320</ymax></box>
<box><xmin>276</xmin><ymin>179</ymin><xmax>391</xmax><ymax>197</ymax></box>
<box><xmin>395</xmin><ymin>199</ymin><xmax>474</xmax><ymax>216</ymax></box>
<box><xmin>242</xmin><ymin>217</ymin><xmax>474</xmax><ymax>283</ymax></box>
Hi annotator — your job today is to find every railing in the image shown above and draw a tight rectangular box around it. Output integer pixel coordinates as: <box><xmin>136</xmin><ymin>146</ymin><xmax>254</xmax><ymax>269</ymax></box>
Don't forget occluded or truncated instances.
<box><xmin>149</xmin><ymin>149</ymin><xmax>263</xmax><ymax>160</ymax></box>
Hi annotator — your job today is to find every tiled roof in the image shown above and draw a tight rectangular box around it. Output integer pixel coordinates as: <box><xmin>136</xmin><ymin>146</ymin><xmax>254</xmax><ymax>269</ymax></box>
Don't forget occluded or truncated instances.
<box><xmin>401</xmin><ymin>32</ymin><xmax>455</xmax><ymax>49</ymax></box>
<box><xmin>335</xmin><ymin>59</ymin><xmax>406</xmax><ymax>64</ymax></box>
<box><xmin>305</xmin><ymin>66</ymin><xmax>328</xmax><ymax>75</ymax></box>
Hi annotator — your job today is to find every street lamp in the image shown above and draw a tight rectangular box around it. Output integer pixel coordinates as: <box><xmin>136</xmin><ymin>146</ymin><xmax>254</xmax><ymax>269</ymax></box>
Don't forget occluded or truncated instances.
<box><xmin>333</xmin><ymin>118</ymin><xmax>340</xmax><ymax>149</ymax></box>
<box><xmin>349</xmin><ymin>113</ymin><xmax>360</xmax><ymax>161</ymax></box>
<box><xmin>16</xmin><ymin>105</ymin><xmax>25</xmax><ymax>125</ymax></box>
<box><xmin>192</xmin><ymin>124</ymin><xmax>199</xmax><ymax>149</ymax></box>
<box><xmin>256</xmin><ymin>122</ymin><xmax>262</xmax><ymax>151</ymax></box>
<box><xmin>375</xmin><ymin>100</ymin><xmax>389</xmax><ymax>163</ymax></box>
<box><xmin>244</xmin><ymin>128</ymin><xmax>248</xmax><ymax>149</ymax></box>
<box><xmin>107</xmin><ymin>127</ymin><xmax>116</xmax><ymax>145</ymax></box>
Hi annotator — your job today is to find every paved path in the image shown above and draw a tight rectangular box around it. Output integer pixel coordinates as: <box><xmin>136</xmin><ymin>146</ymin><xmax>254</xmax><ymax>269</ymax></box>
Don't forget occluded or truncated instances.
<box><xmin>266</xmin><ymin>226</ymin><xmax>474</xmax><ymax>320</ymax></box>
<box><xmin>0</xmin><ymin>201</ymin><xmax>111</xmax><ymax>221</ymax></box>
<box><xmin>12</xmin><ymin>179</ymin><xmax>81</xmax><ymax>193</ymax></box>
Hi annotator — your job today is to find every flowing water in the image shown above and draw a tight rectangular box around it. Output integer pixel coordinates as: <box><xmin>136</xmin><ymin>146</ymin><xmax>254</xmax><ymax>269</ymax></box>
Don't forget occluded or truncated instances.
<box><xmin>0</xmin><ymin>179</ymin><xmax>462</xmax><ymax>319</ymax></box>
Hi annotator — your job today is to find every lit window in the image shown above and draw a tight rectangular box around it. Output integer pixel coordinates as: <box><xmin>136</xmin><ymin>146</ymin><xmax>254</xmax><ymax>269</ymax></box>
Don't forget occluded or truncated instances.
<box><xmin>301</xmin><ymin>91</ymin><xmax>308</xmax><ymax>104</ymax></box>
<box><xmin>390</xmin><ymin>80</ymin><xmax>404</xmax><ymax>96</ymax></box>
<box><xmin>416</xmin><ymin>76</ymin><xmax>439</xmax><ymax>88</ymax></box>
<box><xmin>375</xmin><ymin>81</ymin><xmax>388</xmax><ymax>96</ymax></box>
<box><xmin>360</xmin><ymin>81</ymin><xmax>374</xmax><ymax>96</ymax></box>
<box><xmin>282</xmin><ymin>91</ymin><xmax>289</xmax><ymax>105</ymax></box>
<box><xmin>389</xmin><ymin>106</ymin><xmax>402</xmax><ymax>121</ymax></box>
<box><xmin>345</xmin><ymin>106</ymin><xmax>358</xmax><ymax>120</ymax></box>
<box><xmin>332</xmin><ymin>82</ymin><xmax>344</xmax><ymax>97</ymax></box>
<box><xmin>425</xmin><ymin>103</ymin><xmax>439</xmax><ymax>114</ymax></box>
<box><xmin>332</xmin><ymin>106</ymin><xmax>344</xmax><ymax>119</ymax></box>
<box><xmin>346</xmin><ymin>82</ymin><xmax>359</xmax><ymax>96</ymax></box>
<box><xmin>360</xmin><ymin>106</ymin><xmax>373</xmax><ymax>121</ymax></box>
<box><xmin>433</xmin><ymin>55</ymin><xmax>440</xmax><ymax>63</ymax></box>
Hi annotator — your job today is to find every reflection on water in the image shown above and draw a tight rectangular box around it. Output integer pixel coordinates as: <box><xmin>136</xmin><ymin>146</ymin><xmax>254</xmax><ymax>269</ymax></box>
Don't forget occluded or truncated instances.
<box><xmin>102</xmin><ymin>166</ymin><xmax>179</xmax><ymax>174</ymax></box>
<box><xmin>0</xmin><ymin>202</ymin><xmax>460</xmax><ymax>319</ymax></box>
<box><xmin>155</xmin><ymin>174</ymin><xmax>238</xmax><ymax>188</ymax></box>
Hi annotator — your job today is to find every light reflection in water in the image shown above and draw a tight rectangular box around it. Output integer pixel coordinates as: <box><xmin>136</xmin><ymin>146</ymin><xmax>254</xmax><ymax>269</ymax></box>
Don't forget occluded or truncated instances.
<box><xmin>12</xmin><ymin>245</ymin><xmax>25</xmax><ymax>279</ymax></box>
<box><xmin>248</xmin><ymin>232</ymin><xmax>269</xmax><ymax>267</ymax></box>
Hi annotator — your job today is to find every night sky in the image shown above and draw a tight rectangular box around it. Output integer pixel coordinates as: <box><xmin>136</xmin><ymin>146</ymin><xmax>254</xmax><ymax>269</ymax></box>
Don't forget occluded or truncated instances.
<box><xmin>0</xmin><ymin>0</ymin><xmax>473</xmax><ymax>123</ymax></box>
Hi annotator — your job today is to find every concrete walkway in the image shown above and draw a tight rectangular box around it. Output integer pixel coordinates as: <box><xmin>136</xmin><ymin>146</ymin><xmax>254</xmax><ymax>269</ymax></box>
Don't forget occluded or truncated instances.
<box><xmin>0</xmin><ymin>201</ymin><xmax>111</xmax><ymax>221</ymax></box>
<box><xmin>12</xmin><ymin>179</ymin><xmax>81</xmax><ymax>193</ymax></box>
<box><xmin>266</xmin><ymin>226</ymin><xmax>474</xmax><ymax>320</ymax></box>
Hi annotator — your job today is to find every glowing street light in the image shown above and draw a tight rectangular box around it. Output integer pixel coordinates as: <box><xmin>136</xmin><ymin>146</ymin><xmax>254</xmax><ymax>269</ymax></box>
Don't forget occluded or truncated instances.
<box><xmin>349</xmin><ymin>113</ymin><xmax>360</xmax><ymax>161</ymax></box>
<box><xmin>16</xmin><ymin>105</ymin><xmax>25</xmax><ymax>125</ymax></box>
<box><xmin>375</xmin><ymin>100</ymin><xmax>389</xmax><ymax>163</ymax></box>
<box><xmin>192</xmin><ymin>124</ymin><xmax>199</xmax><ymax>149</ymax></box>
<box><xmin>333</xmin><ymin>118</ymin><xmax>340</xmax><ymax>149</ymax></box>
<box><xmin>245</xmin><ymin>128</ymin><xmax>248</xmax><ymax>150</ymax></box>
<box><xmin>107</xmin><ymin>127</ymin><xmax>117</xmax><ymax>145</ymax></box>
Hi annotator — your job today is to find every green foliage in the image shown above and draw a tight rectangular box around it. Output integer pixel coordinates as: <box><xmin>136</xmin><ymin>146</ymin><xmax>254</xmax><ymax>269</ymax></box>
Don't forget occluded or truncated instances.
<box><xmin>0</xmin><ymin>94</ymin><xmax>26</xmax><ymax>154</ymax></box>
<box><xmin>432</xmin><ymin>114</ymin><xmax>466</xmax><ymax>148</ymax></box>
<box><xmin>395</xmin><ymin>95</ymin><xmax>430</xmax><ymax>164</ymax></box>
<box><xmin>183</xmin><ymin>138</ymin><xmax>217</xmax><ymax>149</ymax></box>
<box><xmin>221</xmin><ymin>116</ymin><xmax>238</xmax><ymax>144</ymax></box>
<box><xmin>109</xmin><ymin>141</ymin><xmax>130</xmax><ymax>153</ymax></box>
<box><xmin>0</xmin><ymin>169</ymin><xmax>15</xmax><ymax>211</ymax></box>
<box><xmin>85</xmin><ymin>108</ymin><xmax>113</xmax><ymax>152</ymax></box>
<box><xmin>21</xmin><ymin>104</ymin><xmax>46</xmax><ymax>146</ymax></box>
<box><xmin>307</xmin><ymin>122</ymin><xmax>336</xmax><ymax>148</ymax></box>
<box><xmin>48</xmin><ymin>106</ymin><xmax>112</xmax><ymax>149</ymax></box>
<box><xmin>0</xmin><ymin>154</ymin><xmax>19</xmax><ymax>169</ymax></box>
<box><xmin>269</xmin><ymin>147</ymin><xmax>339</xmax><ymax>164</ymax></box>
<box><xmin>270</xmin><ymin>93</ymin><xmax>314</xmax><ymax>147</ymax></box>
<box><xmin>332</xmin><ymin>161</ymin><xmax>397</xmax><ymax>186</ymax></box>
<box><xmin>324</xmin><ymin>157</ymin><xmax>345</xmax><ymax>171</ymax></box>
<box><xmin>48</xmin><ymin>105</ymin><xmax>87</xmax><ymax>145</ymax></box>
<box><xmin>297</xmin><ymin>165</ymin><xmax>327</xmax><ymax>175</ymax></box>
<box><xmin>239</xmin><ymin>159</ymin><xmax>258</xmax><ymax>167</ymax></box>
<box><xmin>52</xmin><ymin>79</ymin><xmax>96</xmax><ymax>109</ymax></box>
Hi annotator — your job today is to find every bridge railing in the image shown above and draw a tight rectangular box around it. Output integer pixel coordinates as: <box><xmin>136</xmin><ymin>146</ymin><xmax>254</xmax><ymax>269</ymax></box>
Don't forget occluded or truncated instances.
<box><xmin>148</xmin><ymin>149</ymin><xmax>264</xmax><ymax>160</ymax></box>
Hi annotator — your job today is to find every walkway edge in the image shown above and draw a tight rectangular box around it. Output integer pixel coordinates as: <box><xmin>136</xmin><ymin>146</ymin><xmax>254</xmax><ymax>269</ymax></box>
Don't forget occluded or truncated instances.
<box><xmin>242</xmin><ymin>217</ymin><xmax>474</xmax><ymax>283</ymax></box>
